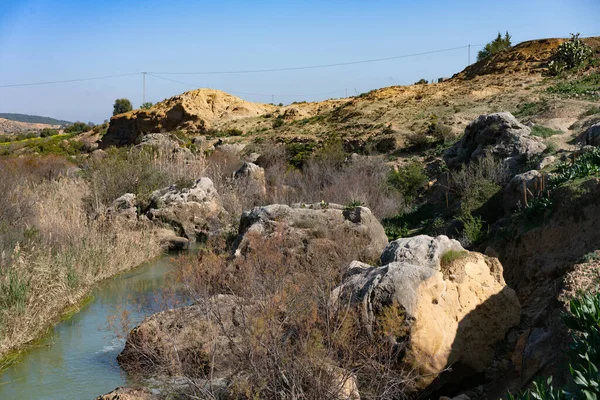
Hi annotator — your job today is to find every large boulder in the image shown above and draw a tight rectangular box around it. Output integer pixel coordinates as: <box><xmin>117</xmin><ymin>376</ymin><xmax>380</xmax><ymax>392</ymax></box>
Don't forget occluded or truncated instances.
<box><xmin>584</xmin><ymin>123</ymin><xmax>600</xmax><ymax>146</ymax></box>
<box><xmin>135</xmin><ymin>133</ymin><xmax>192</xmax><ymax>159</ymax></box>
<box><xmin>147</xmin><ymin>178</ymin><xmax>228</xmax><ymax>242</ymax></box>
<box><xmin>107</xmin><ymin>193</ymin><xmax>138</xmax><ymax>220</ymax></box>
<box><xmin>118</xmin><ymin>294</ymin><xmax>245</xmax><ymax>380</ymax></box>
<box><xmin>95</xmin><ymin>387</ymin><xmax>156</xmax><ymax>400</ymax></box>
<box><xmin>233</xmin><ymin>162</ymin><xmax>267</xmax><ymax>198</ymax></box>
<box><xmin>331</xmin><ymin>235</ymin><xmax>521</xmax><ymax>390</ymax></box>
<box><xmin>233</xmin><ymin>203</ymin><xmax>388</xmax><ymax>264</ymax></box>
<box><xmin>444</xmin><ymin>112</ymin><xmax>546</xmax><ymax>170</ymax></box>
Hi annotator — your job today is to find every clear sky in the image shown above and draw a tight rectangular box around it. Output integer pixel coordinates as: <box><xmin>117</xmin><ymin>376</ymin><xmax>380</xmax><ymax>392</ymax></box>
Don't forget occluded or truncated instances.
<box><xmin>0</xmin><ymin>0</ymin><xmax>598</xmax><ymax>123</ymax></box>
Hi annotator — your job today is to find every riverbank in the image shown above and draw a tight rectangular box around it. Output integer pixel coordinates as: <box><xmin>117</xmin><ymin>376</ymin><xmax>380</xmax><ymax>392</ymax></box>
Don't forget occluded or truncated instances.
<box><xmin>0</xmin><ymin>252</ymin><xmax>180</xmax><ymax>398</ymax></box>
<box><xmin>0</xmin><ymin>177</ymin><xmax>162</xmax><ymax>362</ymax></box>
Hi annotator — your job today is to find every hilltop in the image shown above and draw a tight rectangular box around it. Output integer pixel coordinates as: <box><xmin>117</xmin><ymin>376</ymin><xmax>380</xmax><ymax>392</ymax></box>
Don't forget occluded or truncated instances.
<box><xmin>102</xmin><ymin>36</ymin><xmax>600</xmax><ymax>158</ymax></box>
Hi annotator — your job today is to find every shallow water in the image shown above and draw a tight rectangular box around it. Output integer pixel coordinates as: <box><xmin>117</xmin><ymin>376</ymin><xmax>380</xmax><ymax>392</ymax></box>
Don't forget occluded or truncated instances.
<box><xmin>0</xmin><ymin>253</ymin><xmax>185</xmax><ymax>400</ymax></box>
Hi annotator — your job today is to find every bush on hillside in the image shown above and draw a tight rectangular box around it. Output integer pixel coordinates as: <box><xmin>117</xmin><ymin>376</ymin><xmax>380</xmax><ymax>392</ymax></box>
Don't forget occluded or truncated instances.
<box><xmin>113</xmin><ymin>98</ymin><xmax>133</xmax><ymax>116</ymax></box>
<box><xmin>388</xmin><ymin>161</ymin><xmax>428</xmax><ymax>205</ymax></box>
<box><xmin>140</xmin><ymin>102</ymin><xmax>153</xmax><ymax>110</ymax></box>
<box><xmin>548</xmin><ymin>33</ymin><xmax>594</xmax><ymax>76</ymax></box>
<box><xmin>477</xmin><ymin>31</ymin><xmax>512</xmax><ymax>62</ymax></box>
<box><xmin>64</xmin><ymin>121</ymin><xmax>92</xmax><ymax>134</ymax></box>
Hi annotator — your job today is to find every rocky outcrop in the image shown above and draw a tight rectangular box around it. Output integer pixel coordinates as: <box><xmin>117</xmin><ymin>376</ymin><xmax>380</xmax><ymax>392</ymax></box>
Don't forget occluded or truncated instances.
<box><xmin>233</xmin><ymin>162</ymin><xmax>266</xmax><ymax>198</ymax></box>
<box><xmin>584</xmin><ymin>122</ymin><xmax>600</xmax><ymax>146</ymax></box>
<box><xmin>118</xmin><ymin>294</ymin><xmax>245</xmax><ymax>379</ymax></box>
<box><xmin>135</xmin><ymin>133</ymin><xmax>192</xmax><ymax>158</ymax></box>
<box><xmin>331</xmin><ymin>235</ymin><xmax>521</xmax><ymax>390</ymax></box>
<box><xmin>503</xmin><ymin>170</ymin><xmax>548</xmax><ymax>212</ymax></box>
<box><xmin>233</xmin><ymin>203</ymin><xmax>388</xmax><ymax>264</ymax></box>
<box><xmin>107</xmin><ymin>193</ymin><xmax>138</xmax><ymax>220</ymax></box>
<box><xmin>95</xmin><ymin>387</ymin><xmax>156</xmax><ymax>400</ymax></box>
<box><xmin>444</xmin><ymin>112</ymin><xmax>546</xmax><ymax>171</ymax></box>
<box><xmin>100</xmin><ymin>89</ymin><xmax>276</xmax><ymax>148</ymax></box>
<box><xmin>147</xmin><ymin>178</ymin><xmax>228</xmax><ymax>242</ymax></box>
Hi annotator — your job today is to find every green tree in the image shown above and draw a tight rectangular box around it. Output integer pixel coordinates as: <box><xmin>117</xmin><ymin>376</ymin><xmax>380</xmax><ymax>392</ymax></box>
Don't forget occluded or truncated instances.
<box><xmin>113</xmin><ymin>98</ymin><xmax>133</xmax><ymax>116</ymax></box>
<box><xmin>140</xmin><ymin>102</ymin><xmax>153</xmax><ymax>110</ymax></box>
<box><xmin>477</xmin><ymin>31</ymin><xmax>512</xmax><ymax>62</ymax></box>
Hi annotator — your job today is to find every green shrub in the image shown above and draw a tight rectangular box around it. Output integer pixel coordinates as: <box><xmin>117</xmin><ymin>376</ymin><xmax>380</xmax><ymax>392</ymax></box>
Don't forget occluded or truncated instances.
<box><xmin>272</xmin><ymin>118</ymin><xmax>285</xmax><ymax>128</ymax></box>
<box><xmin>459</xmin><ymin>213</ymin><xmax>485</xmax><ymax>246</ymax></box>
<box><xmin>388</xmin><ymin>161</ymin><xmax>428</xmax><ymax>204</ymax></box>
<box><xmin>553</xmin><ymin>147</ymin><xmax>600</xmax><ymax>185</ymax></box>
<box><xmin>39</xmin><ymin>128</ymin><xmax>59</xmax><ymax>138</ymax></box>
<box><xmin>477</xmin><ymin>31</ymin><xmax>512</xmax><ymax>61</ymax></box>
<box><xmin>140</xmin><ymin>102</ymin><xmax>153</xmax><ymax>110</ymax></box>
<box><xmin>581</xmin><ymin>106</ymin><xmax>600</xmax><ymax>117</ymax></box>
<box><xmin>384</xmin><ymin>222</ymin><xmax>409</xmax><ymax>241</ymax></box>
<box><xmin>0</xmin><ymin>270</ymin><xmax>29</xmax><ymax>313</ymax></box>
<box><xmin>113</xmin><ymin>98</ymin><xmax>133</xmax><ymax>116</ymax></box>
<box><xmin>548</xmin><ymin>33</ymin><xmax>594</xmax><ymax>76</ymax></box>
<box><xmin>64</xmin><ymin>122</ymin><xmax>92</xmax><ymax>134</ymax></box>
<box><xmin>531</xmin><ymin>126</ymin><xmax>562</xmax><ymax>138</ymax></box>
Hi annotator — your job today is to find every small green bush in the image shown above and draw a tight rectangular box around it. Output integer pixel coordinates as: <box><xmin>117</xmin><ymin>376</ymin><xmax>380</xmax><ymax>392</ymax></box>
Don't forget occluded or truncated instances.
<box><xmin>459</xmin><ymin>213</ymin><xmax>485</xmax><ymax>246</ymax></box>
<box><xmin>64</xmin><ymin>122</ymin><xmax>92</xmax><ymax>134</ymax></box>
<box><xmin>113</xmin><ymin>98</ymin><xmax>133</xmax><ymax>116</ymax></box>
<box><xmin>388</xmin><ymin>161</ymin><xmax>428</xmax><ymax>204</ymax></box>
<box><xmin>140</xmin><ymin>102</ymin><xmax>153</xmax><ymax>110</ymax></box>
<box><xmin>547</xmin><ymin>73</ymin><xmax>600</xmax><ymax>98</ymax></box>
<box><xmin>39</xmin><ymin>128</ymin><xmax>59</xmax><ymax>138</ymax></box>
<box><xmin>0</xmin><ymin>270</ymin><xmax>29</xmax><ymax>313</ymax></box>
<box><xmin>272</xmin><ymin>118</ymin><xmax>285</xmax><ymax>128</ymax></box>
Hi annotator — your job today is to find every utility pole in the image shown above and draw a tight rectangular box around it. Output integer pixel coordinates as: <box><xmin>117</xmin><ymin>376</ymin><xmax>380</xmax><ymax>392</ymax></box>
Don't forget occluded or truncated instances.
<box><xmin>345</xmin><ymin>88</ymin><xmax>348</xmax><ymax>97</ymax></box>
<box><xmin>272</xmin><ymin>94</ymin><xmax>274</xmax><ymax>104</ymax></box>
<box><xmin>142</xmin><ymin>72</ymin><xmax>147</xmax><ymax>104</ymax></box>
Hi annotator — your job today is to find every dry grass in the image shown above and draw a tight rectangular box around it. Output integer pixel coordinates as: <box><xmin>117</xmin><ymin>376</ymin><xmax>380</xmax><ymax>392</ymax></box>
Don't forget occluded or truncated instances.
<box><xmin>0</xmin><ymin>177</ymin><xmax>160</xmax><ymax>359</ymax></box>
<box><xmin>130</xmin><ymin>228</ymin><xmax>419</xmax><ymax>399</ymax></box>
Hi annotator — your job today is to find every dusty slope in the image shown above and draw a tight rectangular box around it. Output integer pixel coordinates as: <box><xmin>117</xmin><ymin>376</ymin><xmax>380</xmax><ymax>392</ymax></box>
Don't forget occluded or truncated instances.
<box><xmin>101</xmin><ymin>89</ymin><xmax>277</xmax><ymax>147</ymax></box>
<box><xmin>100</xmin><ymin>36</ymin><xmax>600</xmax><ymax>157</ymax></box>
<box><xmin>0</xmin><ymin>118</ymin><xmax>59</xmax><ymax>134</ymax></box>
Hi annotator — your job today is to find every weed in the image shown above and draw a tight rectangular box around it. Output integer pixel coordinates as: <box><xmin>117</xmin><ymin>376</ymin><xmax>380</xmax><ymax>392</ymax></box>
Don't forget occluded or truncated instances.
<box><xmin>440</xmin><ymin>250</ymin><xmax>469</xmax><ymax>268</ymax></box>
<box><xmin>388</xmin><ymin>161</ymin><xmax>428</xmax><ymax>205</ymax></box>
<box><xmin>531</xmin><ymin>126</ymin><xmax>562</xmax><ymax>138</ymax></box>
<box><xmin>514</xmin><ymin>100</ymin><xmax>549</xmax><ymax>118</ymax></box>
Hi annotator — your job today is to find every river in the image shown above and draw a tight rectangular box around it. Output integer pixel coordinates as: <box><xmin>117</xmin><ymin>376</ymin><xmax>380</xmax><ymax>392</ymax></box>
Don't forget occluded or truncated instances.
<box><xmin>0</xmin><ymin>252</ymin><xmax>186</xmax><ymax>399</ymax></box>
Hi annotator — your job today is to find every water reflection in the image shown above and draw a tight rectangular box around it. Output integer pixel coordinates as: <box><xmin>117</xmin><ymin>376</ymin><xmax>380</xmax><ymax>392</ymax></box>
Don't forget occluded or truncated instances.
<box><xmin>0</xmin><ymin>251</ymin><xmax>191</xmax><ymax>399</ymax></box>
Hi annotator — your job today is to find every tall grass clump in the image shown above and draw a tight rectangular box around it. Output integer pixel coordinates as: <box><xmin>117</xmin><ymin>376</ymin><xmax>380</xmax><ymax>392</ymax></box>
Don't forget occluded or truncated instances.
<box><xmin>0</xmin><ymin>166</ymin><xmax>160</xmax><ymax>358</ymax></box>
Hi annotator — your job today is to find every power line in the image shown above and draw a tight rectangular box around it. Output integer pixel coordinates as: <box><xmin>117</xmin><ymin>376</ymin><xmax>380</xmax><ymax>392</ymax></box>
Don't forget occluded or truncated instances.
<box><xmin>0</xmin><ymin>72</ymin><xmax>139</xmax><ymax>88</ymax></box>
<box><xmin>147</xmin><ymin>73</ymin><xmax>346</xmax><ymax>97</ymax></box>
<box><xmin>147</xmin><ymin>45</ymin><xmax>471</xmax><ymax>75</ymax></box>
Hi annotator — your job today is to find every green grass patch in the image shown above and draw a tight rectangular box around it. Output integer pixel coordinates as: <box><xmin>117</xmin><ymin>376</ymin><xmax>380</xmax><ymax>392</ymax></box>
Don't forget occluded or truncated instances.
<box><xmin>514</xmin><ymin>100</ymin><xmax>549</xmax><ymax>118</ymax></box>
<box><xmin>547</xmin><ymin>73</ymin><xmax>600</xmax><ymax>98</ymax></box>
<box><xmin>531</xmin><ymin>125</ymin><xmax>562</xmax><ymax>138</ymax></box>
<box><xmin>440</xmin><ymin>250</ymin><xmax>469</xmax><ymax>267</ymax></box>
<box><xmin>581</xmin><ymin>105</ymin><xmax>600</xmax><ymax>117</ymax></box>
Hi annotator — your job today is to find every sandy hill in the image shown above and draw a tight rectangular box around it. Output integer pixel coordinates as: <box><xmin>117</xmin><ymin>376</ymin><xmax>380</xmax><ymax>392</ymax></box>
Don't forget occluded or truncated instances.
<box><xmin>102</xmin><ymin>36</ymin><xmax>600</xmax><ymax>153</ymax></box>
<box><xmin>101</xmin><ymin>89</ymin><xmax>277</xmax><ymax>147</ymax></box>
<box><xmin>0</xmin><ymin>117</ymin><xmax>60</xmax><ymax>134</ymax></box>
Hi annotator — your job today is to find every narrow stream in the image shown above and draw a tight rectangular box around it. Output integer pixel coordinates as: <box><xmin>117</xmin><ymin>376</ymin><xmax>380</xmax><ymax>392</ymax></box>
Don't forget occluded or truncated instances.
<box><xmin>0</xmin><ymin>252</ymin><xmax>187</xmax><ymax>399</ymax></box>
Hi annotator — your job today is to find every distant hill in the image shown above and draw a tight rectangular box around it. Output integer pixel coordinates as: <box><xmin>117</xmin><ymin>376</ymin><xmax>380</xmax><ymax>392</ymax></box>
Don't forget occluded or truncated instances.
<box><xmin>0</xmin><ymin>113</ymin><xmax>71</xmax><ymax>126</ymax></box>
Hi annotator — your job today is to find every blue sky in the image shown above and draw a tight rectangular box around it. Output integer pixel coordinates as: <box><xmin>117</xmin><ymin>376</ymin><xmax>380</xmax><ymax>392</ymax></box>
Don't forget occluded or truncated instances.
<box><xmin>0</xmin><ymin>0</ymin><xmax>598</xmax><ymax>123</ymax></box>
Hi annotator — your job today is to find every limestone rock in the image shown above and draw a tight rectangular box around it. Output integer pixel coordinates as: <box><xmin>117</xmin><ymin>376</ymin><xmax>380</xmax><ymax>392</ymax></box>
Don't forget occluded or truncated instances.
<box><xmin>107</xmin><ymin>193</ymin><xmax>138</xmax><ymax>220</ymax></box>
<box><xmin>380</xmin><ymin>235</ymin><xmax>464</xmax><ymax>268</ymax></box>
<box><xmin>118</xmin><ymin>295</ymin><xmax>246</xmax><ymax>379</ymax></box>
<box><xmin>147</xmin><ymin>178</ymin><xmax>228</xmax><ymax>242</ymax></box>
<box><xmin>233</xmin><ymin>203</ymin><xmax>388</xmax><ymax>264</ymax></box>
<box><xmin>584</xmin><ymin>123</ymin><xmax>600</xmax><ymax>146</ymax></box>
<box><xmin>94</xmin><ymin>387</ymin><xmax>156</xmax><ymax>400</ymax></box>
<box><xmin>444</xmin><ymin>112</ymin><xmax>546</xmax><ymax>171</ymax></box>
<box><xmin>503</xmin><ymin>170</ymin><xmax>548</xmax><ymax>212</ymax></box>
<box><xmin>233</xmin><ymin>162</ymin><xmax>267</xmax><ymax>198</ymax></box>
<box><xmin>332</xmin><ymin>236</ymin><xmax>521</xmax><ymax>390</ymax></box>
<box><xmin>135</xmin><ymin>133</ymin><xmax>192</xmax><ymax>158</ymax></box>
